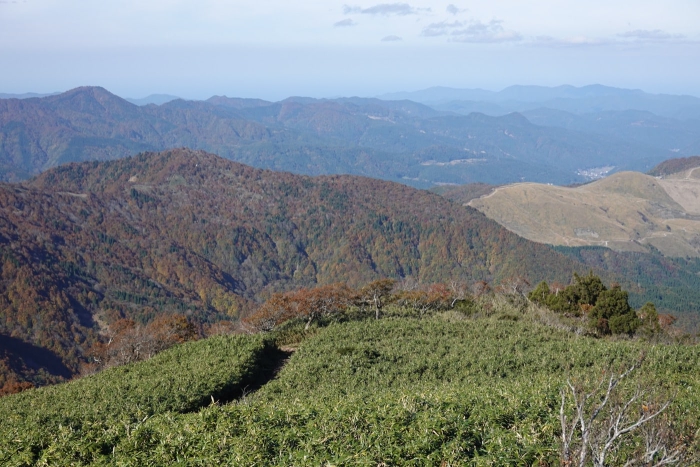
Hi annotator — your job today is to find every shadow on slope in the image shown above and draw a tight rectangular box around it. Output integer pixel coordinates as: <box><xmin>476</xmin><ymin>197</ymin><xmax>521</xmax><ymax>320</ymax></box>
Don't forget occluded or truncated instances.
<box><xmin>0</xmin><ymin>334</ymin><xmax>72</xmax><ymax>380</ymax></box>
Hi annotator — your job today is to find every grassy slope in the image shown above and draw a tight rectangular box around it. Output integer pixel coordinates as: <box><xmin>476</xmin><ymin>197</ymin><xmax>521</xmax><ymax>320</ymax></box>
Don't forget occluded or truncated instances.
<box><xmin>468</xmin><ymin>171</ymin><xmax>700</xmax><ymax>258</ymax></box>
<box><xmin>1</xmin><ymin>308</ymin><xmax>698</xmax><ymax>466</ymax></box>
<box><xmin>450</xmin><ymin>169</ymin><xmax>700</xmax><ymax>327</ymax></box>
<box><xmin>0</xmin><ymin>333</ymin><xmax>280</xmax><ymax>466</ymax></box>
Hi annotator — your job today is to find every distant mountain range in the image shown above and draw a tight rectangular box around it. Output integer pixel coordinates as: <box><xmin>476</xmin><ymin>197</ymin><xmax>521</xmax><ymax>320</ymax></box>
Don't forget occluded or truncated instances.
<box><xmin>379</xmin><ymin>85</ymin><xmax>700</xmax><ymax>158</ymax></box>
<box><xmin>0</xmin><ymin>92</ymin><xmax>61</xmax><ymax>99</ymax></box>
<box><xmin>0</xmin><ymin>92</ymin><xmax>180</xmax><ymax>106</ymax></box>
<box><xmin>378</xmin><ymin>84</ymin><xmax>700</xmax><ymax>120</ymax></box>
<box><xmin>0</xmin><ymin>86</ymin><xmax>684</xmax><ymax>186</ymax></box>
<box><xmin>125</xmin><ymin>94</ymin><xmax>181</xmax><ymax>106</ymax></box>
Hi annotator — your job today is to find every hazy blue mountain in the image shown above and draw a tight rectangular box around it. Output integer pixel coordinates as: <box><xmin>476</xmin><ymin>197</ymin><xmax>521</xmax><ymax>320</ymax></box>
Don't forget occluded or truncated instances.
<box><xmin>0</xmin><ymin>86</ymin><xmax>674</xmax><ymax>186</ymax></box>
<box><xmin>377</xmin><ymin>84</ymin><xmax>638</xmax><ymax>105</ymax></box>
<box><xmin>495</xmin><ymin>84</ymin><xmax>644</xmax><ymax>102</ymax></box>
<box><xmin>376</xmin><ymin>86</ymin><xmax>496</xmax><ymax>104</ymax></box>
<box><xmin>0</xmin><ymin>92</ymin><xmax>60</xmax><ymax>99</ymax></box>
<box><xmin>684</xmin><ymin>140</ymin><xmax>700</xmax><ymax>155</ymax></box>
<box><xmin>125</xmin><ymin>94</ymin><xmax>181</xmax><ymax>106</ymax></box>
<box><xmin>432</xmin><ymin>100</ymin><xmax>511</xmax><ymax>116</ymax></box>
<box><xmin>379</xmin><ymin>85</ymin><xmax>700</xmax><ymax>120</ymax></box>
<box><xmin>508</xmin><ymin>94</ymin><xmax>700</xmax><ymax>120</ymax></box>
<box><xmin>522</xmin><ymin>108</ymin><xmax>700</xmax><ymax>154</ymax></box>
<box><xmin>206</xmin><ymin>96</ymin><xmax>273</xmax><ymax>109</ymax></box>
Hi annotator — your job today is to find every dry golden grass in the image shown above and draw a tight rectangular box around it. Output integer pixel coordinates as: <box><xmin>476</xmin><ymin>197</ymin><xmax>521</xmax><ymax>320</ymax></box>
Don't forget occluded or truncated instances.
<box><xmin>468</xmin><ymin>170</ymin><xmax>700</xmax><ymax>257</ymax></box>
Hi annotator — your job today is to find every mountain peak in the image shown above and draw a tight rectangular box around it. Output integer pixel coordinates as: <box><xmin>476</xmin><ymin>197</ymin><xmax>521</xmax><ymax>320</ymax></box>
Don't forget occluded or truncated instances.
<box><xmin>59</xmin><ymin>85</ymin><xmax>123</xmax><ymax>100</ymax></box>
<box><xmin>46</xmin><ymin>86</ymin><xmax>137</xmax><ymax>113</ymax></box>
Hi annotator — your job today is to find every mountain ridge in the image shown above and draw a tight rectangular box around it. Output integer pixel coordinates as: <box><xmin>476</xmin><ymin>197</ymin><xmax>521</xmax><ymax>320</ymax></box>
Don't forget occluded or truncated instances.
<box><xmin>378</xmin><ymin>84</ymin><xmax>700</xmax><ymax>119</ymax></box>
<box><xmin>649</xmin><ymin>155</ymin><xmax>700</xmax><ymax>177</ymax></box>
<box><xmin>2</xmin><ymin>148</ymin><xmax>601</xmax><ymax>387</ymax></box>
<box><xmin>0</xmin><ymin>86</ymin><xmax>673</xmax><ymax>185</ymax></box>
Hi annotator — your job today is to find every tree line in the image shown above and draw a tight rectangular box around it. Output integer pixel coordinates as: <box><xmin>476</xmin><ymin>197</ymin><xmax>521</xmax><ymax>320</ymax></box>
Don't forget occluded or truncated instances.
<box><xmin>242</xmin><ymin>272</ymin><xmax>675</xmax><ymax>339</ymax></box>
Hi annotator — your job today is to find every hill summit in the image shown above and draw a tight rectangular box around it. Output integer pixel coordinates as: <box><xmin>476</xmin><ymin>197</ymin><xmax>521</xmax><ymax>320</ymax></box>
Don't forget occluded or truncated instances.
<box><xmin>468</xmin><ymin>169</ymin><xmax>700</xmax><ymax>257</ymax></box>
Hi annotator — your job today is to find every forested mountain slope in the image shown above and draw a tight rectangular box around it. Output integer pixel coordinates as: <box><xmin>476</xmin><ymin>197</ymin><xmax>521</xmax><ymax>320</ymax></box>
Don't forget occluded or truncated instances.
<box><xmin>648</xmin><ymin>155</ymin><xmax>700</xmax><ymax>177</ymax></box>
<box><xmin>1</xmin><ymin>148</ymin><xmax>593</xmax><ymax>388</ymax></box>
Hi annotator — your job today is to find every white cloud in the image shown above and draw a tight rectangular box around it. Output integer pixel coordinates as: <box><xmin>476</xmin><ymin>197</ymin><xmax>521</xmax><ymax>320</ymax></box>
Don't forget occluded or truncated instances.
<box><xmin>446</xmin><ymin>4</ymin><xmax>466</xmax><ymax>16</ymax></box>
<box><xmin>530</xmin><ymin>29</ymin><xmax>694</xmax><ymax>48</ymax></box>
<box><xmin>334</xmin><ymin>18</ymin><xmax>357</xmax><ymax>27</ymax></box>
<box><xmin>451</xmin><ymin>20</ymin><xmax>522</xmax><ymax>43</ymax></box>
<box><xmin>421</xmin><ymin>20</ymin><xmax>464</xmax><ymax>37</ymax></box>
<box><xmin>3</xmin><ymin>0</ymin><xmax>700</xmax><ymax>99</ymax></box>
<box><xmin>343</xmin><ymin>3</ymin><xmax>429</xmax><ymax>16</ymax></box>
<box><xmin>381</xmin><ymin>35</ymin><xmax>402</xmax><ymax>41</ymax></box>
<box><xmin>618</xmin><ymin>29</ymin><xmax>685</xmax><ymax>41</ymax></box>
<box><xmin>422</xmin><ymin>17</ymin><xmax>522</xmax><ymax>43</ymax></box>
<box><xmin>531</xmin><ymin>35</ymin><xmax>611</xmax><ymax>47</ymax></box>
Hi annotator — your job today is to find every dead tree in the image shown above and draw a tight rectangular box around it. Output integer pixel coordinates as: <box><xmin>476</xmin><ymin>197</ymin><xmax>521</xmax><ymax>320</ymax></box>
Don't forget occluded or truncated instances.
<box><xmin>359</xmin><ymin>278</ymin><xmax>396</xmax><ymax>320</ymax></box>
<box><xmin>560</xmin><ymin>358</ymin><xmax>683</xmax><ymax>466</ymax></box>
<box><xmin>448</xmin><ymin>280</ymin><xmax>471</xmax><ymax>307</ymax></box>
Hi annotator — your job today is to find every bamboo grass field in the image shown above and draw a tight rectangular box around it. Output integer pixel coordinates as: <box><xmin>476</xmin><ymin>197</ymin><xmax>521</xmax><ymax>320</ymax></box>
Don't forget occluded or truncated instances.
<box><xmin>2</xmin><ymin>297</ymin><xmax>698</xmax><ymax>466</ymax></box>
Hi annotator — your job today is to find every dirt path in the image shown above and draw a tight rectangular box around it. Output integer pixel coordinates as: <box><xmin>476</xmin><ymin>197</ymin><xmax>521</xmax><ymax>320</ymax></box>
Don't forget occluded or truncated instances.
<box><xmin>467</xmin><ymin>182</ymin><xmax>533</xmax><ymax>205</ymax></box>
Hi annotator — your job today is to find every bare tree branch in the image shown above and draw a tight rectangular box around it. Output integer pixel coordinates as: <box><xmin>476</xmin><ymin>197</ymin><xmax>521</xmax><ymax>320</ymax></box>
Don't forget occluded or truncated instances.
<box><xmin>559</xmin><ymin>358</ymin><xmax>683</xmax><ymax>467</ymax></box>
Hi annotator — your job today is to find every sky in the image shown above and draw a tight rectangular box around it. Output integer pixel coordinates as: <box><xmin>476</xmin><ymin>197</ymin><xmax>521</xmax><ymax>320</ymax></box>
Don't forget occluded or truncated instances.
<box><xmin>1</xmin><ymin>0</ymin><xmax>699</xmax><ymax>100</ymax></box>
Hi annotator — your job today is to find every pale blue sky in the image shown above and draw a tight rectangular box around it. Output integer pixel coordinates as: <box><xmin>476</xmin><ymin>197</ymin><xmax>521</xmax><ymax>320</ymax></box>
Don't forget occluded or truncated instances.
<box><xmin>1</xmin><ymin>0</ymin><xmax>699</xmax><ymax>99</ymax></box>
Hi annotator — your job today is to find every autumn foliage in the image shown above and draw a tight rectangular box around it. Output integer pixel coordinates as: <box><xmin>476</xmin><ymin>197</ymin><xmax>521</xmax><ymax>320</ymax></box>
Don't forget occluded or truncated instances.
<box><xmin>1</xmin><ymin>149</ymin><xmax>694</xmax><ymax>391</ymax></box>
<box><xmin>243</xmin><ymin>283</ymin><xmax>355</xmax><ymax>332</ymax></box>
<box><xmin>85</xmin><ymin>314</ymin><xmax>198</xmax><ymax>372</ymax></box>
<box><xmin>244</xmin><ymin>280</ymin><xmax>470</xmax><ymax>332</ymax></box>
<box><xmin>0</xmin><ymin>379</ymin><xmax>34</xmax><ymax>397</ymax></box>
<box><xmin>2</xmin><ymin>148</ymin><xmax>601</xmax><ymax>387</ymax></box>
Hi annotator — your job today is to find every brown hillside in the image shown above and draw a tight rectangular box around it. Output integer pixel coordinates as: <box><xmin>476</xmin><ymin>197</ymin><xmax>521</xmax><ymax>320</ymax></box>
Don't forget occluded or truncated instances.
<box><xmin>648</xmin><ymin>155</ymin><xmax>700</xmax><ymax>177</ymax></box>
<box><xmin>3</xmin><ymin>148</ymin><xmax>592</xmax><ymax>387</ymax></box>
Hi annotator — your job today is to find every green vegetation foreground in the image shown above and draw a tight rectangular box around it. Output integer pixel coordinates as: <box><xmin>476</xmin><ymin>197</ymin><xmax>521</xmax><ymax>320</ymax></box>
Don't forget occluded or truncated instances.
<box><xmin>1</xmin><ymin>300</ymin><xmax>698</xmax><ymax>466</ymax></box>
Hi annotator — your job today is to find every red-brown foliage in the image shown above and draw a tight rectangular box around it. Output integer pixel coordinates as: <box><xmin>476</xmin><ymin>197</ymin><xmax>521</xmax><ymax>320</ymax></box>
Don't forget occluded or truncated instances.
<box><xmin>0</xmin><ymin>380</ymin><xmax>34</xmax><ymax>396</ymax></box>
<box><xmin>0</xmin><ymin>148</ymin><xmax>608</xmax><ymax>385</ymax></box>
<box><xmin>86</xmin><ymin>314</ymin><xmax>198</xmax><ymax>371</ymax></box>
<box><xmin>243</xmin><ymin>283</ymin><xmax>355</xmax><ymax>332</ymax></box>
<box><xmin>658</xmin><ymin>314</ymin><xmax>677</xmax><ymax>329</ymax></box>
